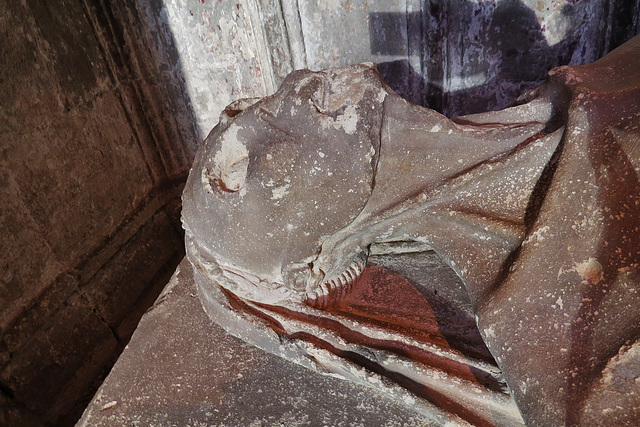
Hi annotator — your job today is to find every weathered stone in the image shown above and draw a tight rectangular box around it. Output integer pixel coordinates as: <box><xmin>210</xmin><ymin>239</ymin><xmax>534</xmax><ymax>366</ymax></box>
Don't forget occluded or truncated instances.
<box><xmin>1</xmin><ymin>273</ymin><xmax>77</xmax><ymax>358</ymax></box>
<box><xmin>182</xmin><ymin>35</ymin><xmax>640</xmax><ymax>425</ymax></box>
<box><xmin>183</xmin><ymin>64</ymin><xmax>385</xmax><ymax>291</ymax></box>
<box><xmin>78</xmin><ymin>259</ymin><xmax>459</xmax><ymax>427</ymax></box>
<box><xmin>161</xmin><ymin>0</ymin><xmax>640</xmax><ymax>126</ymax></box>
<box><xmin>80</xmin><ymin>210</ymin><xmax>183</xmax><ymax>338</ymax></box>
<box><xmin>0</xmin><ymin>294</ymin><xmax>118</xmax><ymax>425</ymax></box>
<box><xmin>3</xmin><ymin>1</ymin><xmax>639</xmax><ymax>426</ymax></box>
<box><xmin>270</xmin><ymin>0</ymin><xmax>640</xmax><ymax>115</ymax></box>
<box><xmin>0</xmin><ymin>393</ymin><xmax>42</xmax><ymax>427</ymax></box>
<box><xmin>0</xmin><ymin>0</ymin><xmax>196</xmax><ymax>424</ymax></box>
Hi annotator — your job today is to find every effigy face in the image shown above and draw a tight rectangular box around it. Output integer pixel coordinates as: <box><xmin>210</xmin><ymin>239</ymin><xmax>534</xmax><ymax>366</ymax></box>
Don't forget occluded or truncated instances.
<box><xmin>182</xmin><ymin>36</ymin><xmax>640</xmax><ymax>426</ymax></box>
<box><xmin>182</xmin><ymin>64</ymin><xmax>384</xmax><ymax>305</ymax></box>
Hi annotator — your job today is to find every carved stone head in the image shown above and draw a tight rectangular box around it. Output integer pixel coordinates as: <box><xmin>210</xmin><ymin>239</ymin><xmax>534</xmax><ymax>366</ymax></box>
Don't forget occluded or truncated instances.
<box><xmin>182</xmin><ymin>64</ymin><xmax>386</xmax><ymax>303</ymax></box>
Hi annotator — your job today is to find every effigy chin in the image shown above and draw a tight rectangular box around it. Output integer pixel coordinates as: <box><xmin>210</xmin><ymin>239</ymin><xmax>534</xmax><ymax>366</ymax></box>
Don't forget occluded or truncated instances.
<box><xmin>181</xmin><ymin>35</ymin><xmax>640</xmax><ymax>426</ymax></box>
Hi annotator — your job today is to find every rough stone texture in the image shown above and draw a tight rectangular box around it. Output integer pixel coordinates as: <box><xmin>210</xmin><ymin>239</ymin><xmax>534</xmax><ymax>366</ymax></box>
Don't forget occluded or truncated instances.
<box><xmin>3</xmin><ymin>1</ymin><xmax>640</xmax><ymax>426</ymax></box>
<box><xmin>0</xmin><ymin>0</ymin><xmax>196</xmax><ymax>425</ymax></box>
<box><xmin>182</xmin><ymin>36</ymin><xmax>640</xmax><ymax>425</ymax></box>
<box><xmin>163</xmin><ymin>0</ymin><xmax>640</xmax><ymax>126</ymax></box>
<box><xmin>293</xmin><ymin>0</ymin><xmax>640</xmax><ymax>116</ymax></box>
<box><xmin>79</xmin><ymin>258</ymin><xmax>476</xmax><ymax>427</ymax></box>
<box><xmin>159</xmin><ymin>0</ymin><xmax>283</xmax><ymax>137</ymax></box>
<box><xmin>2</xmin><ymin>294</ymin><xmax>118</xmax><ymax>424</ymax></box>
<box><xmin>475</xmin><ymin>39</ymin><xmax>640</xmax><ymax>425</ymax></box>
<box><xmin>79</xmin><ymin>210</ymin><xmax>183</xmax><ymax>339</ymax></box>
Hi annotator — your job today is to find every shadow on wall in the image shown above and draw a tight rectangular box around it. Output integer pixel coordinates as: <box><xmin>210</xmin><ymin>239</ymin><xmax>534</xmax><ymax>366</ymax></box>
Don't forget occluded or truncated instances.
<box><xmin>370</xmin><ymin>0</ymin><xmax>640</xmax><ymax>117</ymax></box>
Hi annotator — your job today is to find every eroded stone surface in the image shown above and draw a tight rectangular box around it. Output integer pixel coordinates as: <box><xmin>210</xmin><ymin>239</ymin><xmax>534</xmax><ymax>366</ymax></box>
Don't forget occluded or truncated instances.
<box><xmin>0</xmin><ymin>1</ymin><xmax>193</xmax><ymax>424</ymax></box>
<box><xmin>182</xmin><ymin>35</ymin><xmax>640</xmax><ymax>426</ymax></box>
<box><xmin>78</xmin><ymin>260</ymin><xmax>443</xmax><ymax>427</ymax></box>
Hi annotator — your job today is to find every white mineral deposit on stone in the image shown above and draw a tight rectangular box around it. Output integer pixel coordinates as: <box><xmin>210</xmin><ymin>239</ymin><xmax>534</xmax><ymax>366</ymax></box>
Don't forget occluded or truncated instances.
<box><xmin>573</xmin><ymin>257</ymin><xmax>604</xmax><ymax>284</ymax></box>
<box><xmin>212</xmin><ymin>123</ymin><xmax>249</xmax><ymax>193</ymax></box>
<box><xmin>100</xmin><ymin>401</ymin><xmax>117</xmax><ymax>411</ymax></box>
<box><xmin>271</xmin><ymin>183</ymin><xmax>290</xmax><ymax>200</ymax></box>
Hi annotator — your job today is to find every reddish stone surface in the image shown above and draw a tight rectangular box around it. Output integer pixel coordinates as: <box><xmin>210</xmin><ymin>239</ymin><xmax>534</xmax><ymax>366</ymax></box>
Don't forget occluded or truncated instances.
<box><xmin>336</xmin><ymin>265</ymin><xmax>444</xmax><ymax>335</ymax></box>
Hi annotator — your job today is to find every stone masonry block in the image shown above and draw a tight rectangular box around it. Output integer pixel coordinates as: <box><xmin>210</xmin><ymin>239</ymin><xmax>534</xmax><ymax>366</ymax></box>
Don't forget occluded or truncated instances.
<box><xmin>79</xmin><ymin>209</ymin><xmax>183</xmax><ymax>338</ymax></box>
<box><xmin>0</xmin><ymin>294</ymin><xmax>117</xmax><ymax>425</ymax></box>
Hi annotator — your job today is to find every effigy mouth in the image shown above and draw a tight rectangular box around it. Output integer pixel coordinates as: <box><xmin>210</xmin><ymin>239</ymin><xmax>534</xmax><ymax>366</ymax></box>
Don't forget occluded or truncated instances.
<box><xmin>304</xmin><ymin>259</ymin><xmax>366</xmax><ymax>309</ymax></box>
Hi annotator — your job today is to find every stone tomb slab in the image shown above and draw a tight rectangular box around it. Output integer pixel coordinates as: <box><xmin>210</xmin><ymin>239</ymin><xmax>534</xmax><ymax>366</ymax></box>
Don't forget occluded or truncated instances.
<box><xmin>78</xmin><ymin>258</ymin><xmax>443</xmax><ymax>426</ymax></box>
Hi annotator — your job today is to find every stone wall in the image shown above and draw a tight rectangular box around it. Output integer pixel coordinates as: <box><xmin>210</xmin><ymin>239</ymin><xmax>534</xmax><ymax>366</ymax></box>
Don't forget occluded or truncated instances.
<box><xmin>0</xmin><ymin>0</ymin><xmax>197</xmax><ymax>425</ymax></box>
<box><xmin>289</xmin><ymin>0</ymin><xmax>640</xmax><ymax>115</ymax></box>
<box><xmin>162</xmin><ymin>0</ymin><xmax>640</xmax><ymax>123</ymax></box>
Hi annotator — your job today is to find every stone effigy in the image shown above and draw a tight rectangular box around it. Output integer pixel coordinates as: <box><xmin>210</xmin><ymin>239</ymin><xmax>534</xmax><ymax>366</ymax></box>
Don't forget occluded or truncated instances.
<box><xmin>182</xmin><ymin>35</ymin><xmax>640</xmax><ymax>426</ymax></box>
